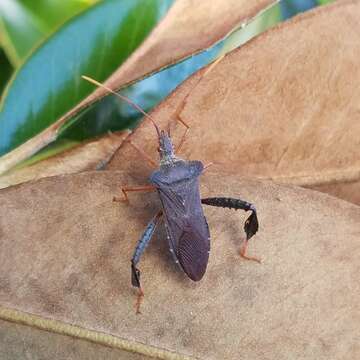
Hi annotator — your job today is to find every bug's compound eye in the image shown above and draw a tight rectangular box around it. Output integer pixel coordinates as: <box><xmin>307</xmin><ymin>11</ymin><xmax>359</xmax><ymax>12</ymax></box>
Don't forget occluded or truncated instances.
<box><xmin>157</xmin><ymin>146</ymin><xmax>161</xmax><ymax>153</ymax></box>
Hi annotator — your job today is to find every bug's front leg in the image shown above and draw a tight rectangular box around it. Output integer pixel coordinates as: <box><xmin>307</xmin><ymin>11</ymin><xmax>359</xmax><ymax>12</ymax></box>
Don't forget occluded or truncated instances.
<box><xmin>201</xmin><ymin>197</ymin><xmax>260</xmax><ymax>263</ymax></box>
<box><xmin>131</xmin><ymin>211</ymin><xmax>163</xmax><ymax>314</ymax></box>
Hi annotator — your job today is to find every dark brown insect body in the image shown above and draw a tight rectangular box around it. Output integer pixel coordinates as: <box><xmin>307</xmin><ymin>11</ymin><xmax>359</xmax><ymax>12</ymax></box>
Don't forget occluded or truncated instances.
<box><xmin>82</xmin><ymin>75</ymin><xmax>259</xmax><ymax>314</ymax></box>
<box><xmin>130</xmin><ymin>130</ymin><xmax>259</xmax><ymax>314</ymax></box>
<box><xmin>150</xmin><ymin>132</ymin><xmax>210</xmax><ymax>281</ymax></box>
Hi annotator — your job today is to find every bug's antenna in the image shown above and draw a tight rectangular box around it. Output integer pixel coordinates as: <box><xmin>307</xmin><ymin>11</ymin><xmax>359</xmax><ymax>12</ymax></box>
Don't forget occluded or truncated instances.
<box><xmin>82</xmin><ymin>75</ymin><xmax>161</xmax><ymax>139</ymax></box>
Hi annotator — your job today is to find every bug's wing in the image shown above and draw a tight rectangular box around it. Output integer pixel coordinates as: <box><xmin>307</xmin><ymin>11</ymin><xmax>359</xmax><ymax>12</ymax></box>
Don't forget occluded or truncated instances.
<box><xmin>158</xmin><ymin>178</ymin><xmax>210</xmax><ymax>281</ymax></box>
<box><xmin>176</xmin><ymin>218</ymin><xmax>210</xmax><ymax>281</ymax></box>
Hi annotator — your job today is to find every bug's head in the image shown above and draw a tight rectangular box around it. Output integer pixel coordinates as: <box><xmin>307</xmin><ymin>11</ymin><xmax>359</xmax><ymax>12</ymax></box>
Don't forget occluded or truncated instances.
<box><xmin>158</xmin><ymin>130</ymin><xmax>177</xmax><ymax>166</ymax></box>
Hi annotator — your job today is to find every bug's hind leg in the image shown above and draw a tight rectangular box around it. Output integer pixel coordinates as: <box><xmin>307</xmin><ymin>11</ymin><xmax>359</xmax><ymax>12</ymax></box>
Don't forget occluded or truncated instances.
<box><xmin>131</xmin><ymin>211</ymin><xmax>163</xmax><ymax>314</ymax></box>
<box><xmin>201</xmin><ymin>197</ymin><xmax>260</xmax><ymax>263</ymax></box>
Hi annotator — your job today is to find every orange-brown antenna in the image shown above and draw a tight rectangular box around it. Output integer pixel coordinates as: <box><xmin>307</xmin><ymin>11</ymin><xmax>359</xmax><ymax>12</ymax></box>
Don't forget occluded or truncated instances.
<box><xmin>82</xmin><ymin>75</ymin><xmax>160</xmax><ymax>138</ymax></box>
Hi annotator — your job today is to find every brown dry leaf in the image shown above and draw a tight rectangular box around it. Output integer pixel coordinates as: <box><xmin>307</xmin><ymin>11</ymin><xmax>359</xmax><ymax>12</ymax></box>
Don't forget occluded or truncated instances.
<box><xmin>0</xmin><ymin>319</ymin><xmax>148</xmax><ymax>360</ymax></box>
<box><xmin>0</xmin><ymin>0</ymin><xmax>276</xmax><ymax>176</ymax></box>
<box><xmin>309</xmin><ymin>180</ymin><xmax>360</xmax><ymax>205</ymax></box>
<box><xmin>107</xmin><ymin>0</ymin><xmax>360</xmax><ymax>204</ymax></box>
<box><xmin>0</xmin><ymin>132</ymin><xmax>127</xmax><ymax>189</ymax></box>
<box><xmin>0</xmin><ymin>170</ymin><xmax>359</xmax><ymax>359</ymax></box>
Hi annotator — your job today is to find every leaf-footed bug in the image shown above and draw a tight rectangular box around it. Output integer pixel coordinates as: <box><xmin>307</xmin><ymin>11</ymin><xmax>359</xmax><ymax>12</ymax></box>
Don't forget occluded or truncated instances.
<box><xmin>83</xmin><ymin>64</ymin><xmax>259</xmax><ymax>314</ymax></box>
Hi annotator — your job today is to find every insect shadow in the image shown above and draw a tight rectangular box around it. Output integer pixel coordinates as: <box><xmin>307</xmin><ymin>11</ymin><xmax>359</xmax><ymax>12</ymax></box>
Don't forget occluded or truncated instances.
<box><xmin>83</xmin><ymin>70</ymin><xmax>260</xmax><ymax>314</ymax></box>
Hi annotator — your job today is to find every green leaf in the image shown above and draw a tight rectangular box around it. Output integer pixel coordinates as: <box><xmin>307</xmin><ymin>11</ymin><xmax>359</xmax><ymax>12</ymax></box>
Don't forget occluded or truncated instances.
<box><xmin>0</xmin><ymin>0</ymin><xmax>44</xmax><ymax>66</ymax></box>
<box><xmin>220</xmin><ymin>2</ymin><xmax>282</xmax><ymax>56</ymax></box>
<box><xmin>0</xmin><ymin>0</ymin><xmax>98</xmax><ymax>66</ymax></box>
<box><xmin>18</xmin><ymin>0</ymin><xmax>99</xmax><ymax>33</ymax></box>
<box><xmin>0</xmin><ymin>48</ymin><xmax>13</xmax><ymax>95</ymax></box>
<box><xmin>0</xmin><ymin>0</ymin><xmax>173</xmax><ymax>157</ymax></box>
<box><xmin>317</xmin><ymin>0</ymin><xmax>335</xmax><ymax>5</ymax></box>
<box><xmin>280</xmin><ymin>0</ymin><xmax>334</xmax><ymax>19</ymax></box>
<box><xmin>13</xmin><ymin>138</ymin><xmax>80</xmax><ymax>170</ymax></box>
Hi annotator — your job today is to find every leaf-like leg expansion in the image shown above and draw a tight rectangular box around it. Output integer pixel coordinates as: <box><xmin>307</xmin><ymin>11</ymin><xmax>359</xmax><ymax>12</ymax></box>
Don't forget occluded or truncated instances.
<box><xmin>201</xmin><ymin>197</ymin><xmax>260</xmax><ymax>263</ymax></box>
<box><xmin>113</xmin><ymin>185</ymin><xmax>156</xmax><ymax>203</ymax></box>
<box><xmin>131</xmin><ymin>211</ymin><xmax>163</xmax><ymax>314</ymax></box>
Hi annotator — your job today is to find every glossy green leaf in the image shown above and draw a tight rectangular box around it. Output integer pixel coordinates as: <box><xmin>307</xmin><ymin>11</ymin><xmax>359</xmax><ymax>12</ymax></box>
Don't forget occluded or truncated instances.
<box><xmin>13</xmin><ymin>138</ymin><xmax>80</xmax><ymax>170</ymax></box>
<box><xmin>219</xmin><ymin>2</ymin><xmax>281</xmax><ymax>56</ymax></box>
<box><xmin>317</xmin><ymin>0</ymin><xmax>335</xmax><ymax>5</ymax></box>
<box><xmin>0</xmin><ymin>0</ymin><xmax>44</xmax><ymax>66</ymax></box>
<box><xmin>280</xmin><ymin>0</ymin><xmax>334</xmax><ymax>19</ymax></box>
<box><xmin>19</xmin><ymin>0</ymin><xmax>99</xmax><ymax>32</ymax></box>
<box><xmin>0</xmin><ymin>49</ymin><xmax>13</xmax><ymax>95</ymax></box>
<box><xmin>0</xmin><ymin>0</ymin><xmax>174</xmax><ymax>156</ymax></box>
<box><xmin>0</xmin><ymin>0</ymin><xmax>98</xmax><ymax>66</ymax></box>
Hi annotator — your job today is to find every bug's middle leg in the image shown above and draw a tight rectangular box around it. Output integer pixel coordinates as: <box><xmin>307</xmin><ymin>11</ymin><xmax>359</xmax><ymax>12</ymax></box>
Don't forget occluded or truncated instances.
<box><xmin>113</xmin><ymin>185</ymin><xmax>156</xmax><ymax>203</ymax></box>
<box><xmin>201</xmin><ymin>197</ymin><xmax>260</xmax><ymax>263</ymax></box>
<box><xmin>131</xmin><ymin>210</ymin><xmax>163</xmax><ymax>314</ymax></box>
<box><xmin>126</xmin><ymin>138</ymin><xmax>158</xmax><ymax>168</ymax></box>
